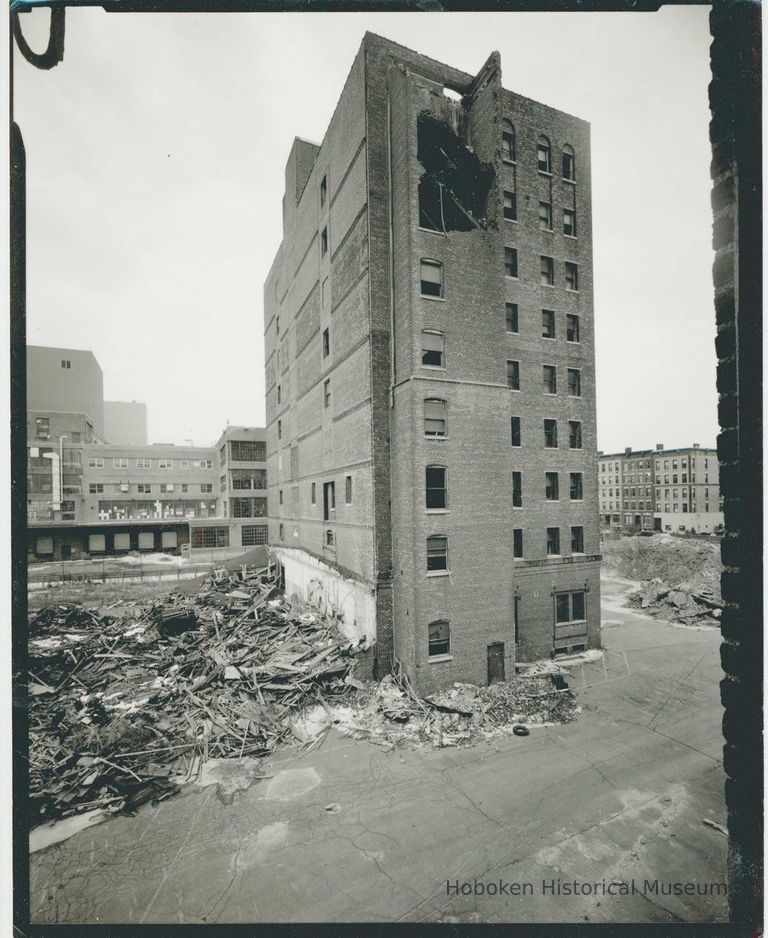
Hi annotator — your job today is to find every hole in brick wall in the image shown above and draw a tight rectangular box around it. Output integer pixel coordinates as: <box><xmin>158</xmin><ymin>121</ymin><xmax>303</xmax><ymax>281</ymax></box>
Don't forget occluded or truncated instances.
<box><xmin>417</xmin><ymin>111</ymin><xmax>495</xmax><ymax>233</ymax></box>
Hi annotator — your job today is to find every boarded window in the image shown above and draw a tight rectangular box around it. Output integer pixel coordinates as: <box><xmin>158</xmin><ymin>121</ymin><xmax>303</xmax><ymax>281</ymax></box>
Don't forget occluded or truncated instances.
<box><xmin>161</xmin><ymin>531</ymin><xmax>178</xmax><ymax>548</ymax></box>
<box><xmin>36</xmin><ymin>537</ymin><xmax>53</xmax><ymax>555</ymax></box>
<box><xmin>138</xmin><ymin>532</ymin><xmax>155</xmax><ymax>550</ymax></box>
<box><xmin>88</xmin><ymin>534</ymin><xmax>106</xmax><ymax>552</ymax></box>
<box><xmin>114</xmin><ymin>533</ymin><xmax>131</xmax><ymax>551</ymax></box>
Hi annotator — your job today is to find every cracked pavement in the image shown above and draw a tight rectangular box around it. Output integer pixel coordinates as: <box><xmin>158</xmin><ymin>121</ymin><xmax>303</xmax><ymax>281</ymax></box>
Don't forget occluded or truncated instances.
<box><xmin>29</xmin><ymin>575</ymin><xmax>727</xmax><ymax>924</ymax></box>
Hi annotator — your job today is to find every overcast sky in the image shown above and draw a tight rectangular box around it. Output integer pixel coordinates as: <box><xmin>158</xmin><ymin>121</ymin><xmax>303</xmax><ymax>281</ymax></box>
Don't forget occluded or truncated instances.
<box><xmin>13</xmin><ymin>7</ymin><xmax>715</xmax><ymax>452</ymax></box>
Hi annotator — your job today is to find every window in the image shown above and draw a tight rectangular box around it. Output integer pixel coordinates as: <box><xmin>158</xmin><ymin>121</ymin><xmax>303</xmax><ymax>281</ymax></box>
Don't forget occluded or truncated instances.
<box><xmin>89</xmin><ymin>457</ymin><xmax>104</xmax><ymax>469</ymax></box>
<box><xmin>137</xmin><ymin>458</ymin><xmax>151</xmax><ymax>469</ymax></box>
<box><xmin>61</xmin><ymin>359</ymin><xmax>71</xmax><ymax>369</ymax></box>
<box><xmin>311</xmin><ymin>482</ymin><xmax>316</xmax><ymax>505</ymax></box>
<box><xmin>565</xmin><ymin>262</ymin><xmax>579</xmax><ymax>291</ymax></box>
<box><xmin>159</xmin><ymin>459</ymin><xmax>173</xmax><ymax>469</ymax></box>
<box><xmin>542</xmin><ymin>309</ymin><xmax>555</xmax><ymax>338</ymax></box>
<box><xmin>571</xmin><ymin>526</ymin><xmax>584</xmax><ymax>553</ymax></box>
<box><xmin>321</xmin><ymin>226</ymin><xmax>328</xmax><ymax>256</ymax></box>
<box><xmin>505</xmin><ymin>302</ymin><xmax>519</xmax><ymax>333</ymax></box>
<box><xmin>503</xmin><ymin>190</ymin><xmax>517</xmax><ymax>221</ymax></box>
<box><xmin>426</xmin><ymin>466</ymin><xmax>447</xmax><ymax>509</ymax></box>
<box><xmin>546</xmin><ymin>527</ymin><xmax>561</xmax><ymax>555</ymax></box>
<box><xmin>510</xmin><ymin>416</ymin><xmax>521</xmax><ymax>448</ymax></box>
<box><xmin>420</xmin><ymin>259</ymin><xmax>443</xmax><ymax>297</ymax></box>
<box><xmin>543</xmin><ymin>365</ymin><xmax>557</xmax><ymax>395</ymax></box>
<box><xmin>426</xmin><ymin>535</ymin><xmax>448</xmax><ymax>572</ymax></box>
<box><xmin>322</xmin><ymin>327</ymin><xmax>330</xmax><ymax>358</ymax></box>
<box><xmin>567</xmin><ymin>368</ymin><xmax>581</xmax><ymax>397</ymax></box>
<box><xmin>562</xmin><ymin>145</ymin><xmax>575</xmax><ymax>181</ymax></box>
<box><xmin>277</xmin><ymin>419</ymin><xmax>282</xmax><ymax>439</ymax></box>
<box><xmin>544</xmin><ymin>419</ymin><xmax>558</xmax><ymax>448</ymax></box>
<box><xmin>324</xmin><ymin>379</ymin><xmax>331</xmax><ymax>408</ymax></box>
<box><xmin>513</xmin><ymin>528</ymin><xmax>523</xmax><ymax>559</ymax></box>
<box><xmin>113</xmin><ymin>458</ymin><xmax>128</xmax><ymax>468</ymax></box>
<box><xmin>345</xmin><ymin>475</ymin><xmax>352</xmax><ymax>504</ymax></box>
<box><xmin>229</xmin><ymin>441</ymin><xmax>265</xmax><ymax>462</ymax></box>
<box><xmin>137</xmin><ymin>483</ymin><xmax>151</xmax><ymax>494</ymax></box>
<box><xmin>278</xmin><ymin>488</ymin><xmax>283</xmax><ymax>505</ymax></box>
<box><xmin>501</xmin><ymin>119</ymin><xmax>515</xmax><ymax>162</ymax></box>
<box><xmin>320</xmin><ymin>175</ymin><xmax>327</xmax><ymax>208</ymax></box>
<box><xmin>89</xmin><ymin>483</ymin><xmax>104</xmax><ymax>494</ymax></box>
<box><xmin>160</xmin><ymin>483</ymin><xmax>175</xmax><ymax>494</ymax></box>
<box><xmin>545</xmin><ymin>472</ymin><xmax>560</xmax><ymax>501</ymax></box>
<box><xmin>540</xmin><ymin>255</ymin><xmax>554</xmax><ymax>286</ymax></box>
<box><xmin>504</xmin><ymin>247</ymin><xmax>518</xmax><ymax>278</ymax></box>
<box><xmin>69</xmin><ymin>432</ymin><xmax>82</xmax><ymax>444</ymax></box>
<box><xmin>323</xmin><ymin>480</ymin><xmax>335</xmax><ymax>520</ymax></box>
<box><xmin>276</xmin><ymin>315</ymin><xmax>280</xmax><ymax>336</ymax></box>
<box><xmin>422</xmin><ymin>331</ymin><xmax>444</xmax><ymax>368</ymax></box>
<box><xmin>428</xmin><ymin>620</ymin><xmax>450</xmax><ymax>657</ymax></box>
<box><xmin>563</xmin><ymin>208</ymin><xmax>577</xmax><ymax>237</ymax></box>
<box><xmin>512</xmin><ymin>471</ymin><xmax>522</xmax><ymax>508</ymax></box>
<box><xmin>566</xmin><ymin>314</ymin><xmax>580</xmax><ymax>343</ymax></box>
<box><xmin>277</xmin><ymin>384</ymin><xmax>282</xmax><ymax>405</ymax></box>
<box><xmin>537</xmin><ymin>135</ymin><xmax>551</xmax><ymax>173</ymax></box>
<box><xmin>424</xmin><ymin>399</ymin><xmax>447</xmax><ymax>437</ymax></box>
<box><xmin>539</xmin><ymin>201</ymin><xmax>553</xmax><ymax>230</ymax></box>
<box><xmin>242</xmin><ymin>525</ymin><xmax>268</xmax><ymax>546</ymax></box>
<box><xmin>35</xmin><ymin>417</ymin><xmax>50</xmax><ymax>439</ymax></box>
<box><xmin>279</xmin><ymin>523</ymin><xmax>284</xmax><ymax>540</ymax></box>
<box><xmin>556</xmin><ymin>590</ymin><xmax>585</xmax><ymax>623</ymax></box>
<box><xmin>180</xmin><ymin>460</ymin><xmax>189</xmax><ymax>470</ymax></box>
<box><xmin>569</xmin><ymin>420</ymin><xmax>582</xmax><ymax>449</ymax></box>
<box><xmin>324</xmin><ymin>528</ymin><xmax>335</xmax><ymax>547</ymax></box>
<box><xmin>507</xmin><ymin>359</ymin><xmax>520</xmax><ymax>390</ymax></box>
<box><xmin>570</xmin><ymin>472</ymin><xmax>583</xmax><ymax>501</ymax></box>
<box><xmin>201</xmin><ymin>483</ymin><xmax>213</xmax><ymax>493</ymax></box>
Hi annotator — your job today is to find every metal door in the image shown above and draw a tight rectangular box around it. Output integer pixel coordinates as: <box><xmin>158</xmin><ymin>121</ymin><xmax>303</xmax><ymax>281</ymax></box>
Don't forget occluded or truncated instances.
<box><xmin>487</xmin><ymin>642</ymin><xmax>505</xmax><ymax>684</ymax></box>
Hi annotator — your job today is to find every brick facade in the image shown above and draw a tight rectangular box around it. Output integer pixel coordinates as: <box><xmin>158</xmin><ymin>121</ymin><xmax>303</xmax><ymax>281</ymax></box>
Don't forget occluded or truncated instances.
<box><xmin>266</xmin><ymin>33</ymin><xmax>601</xmax><ymax>694</ymax></box>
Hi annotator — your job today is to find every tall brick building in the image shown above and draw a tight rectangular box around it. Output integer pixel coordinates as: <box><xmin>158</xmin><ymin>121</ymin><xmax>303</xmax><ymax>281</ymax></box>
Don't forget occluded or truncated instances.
<box><xmin>265</xmin><ymin>34</ymin><xmax>601</xmax><ymax>692</ymax></box>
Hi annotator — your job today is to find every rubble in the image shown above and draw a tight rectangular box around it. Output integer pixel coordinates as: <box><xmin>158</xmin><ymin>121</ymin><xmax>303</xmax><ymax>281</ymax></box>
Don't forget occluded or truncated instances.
<box><xmin>330</xmin><ymin>670</ymin><xmax>578</xmax><ymax>751</ymax></box>
<box><xmin>626</xmin><ymin>577</ymin><xmax>723</xmax><ymax>626</ymax></box>
<box><xmin>25</xmin><ymin>563</ymin><xmax>365</xmax><ymax>827</ymax></box>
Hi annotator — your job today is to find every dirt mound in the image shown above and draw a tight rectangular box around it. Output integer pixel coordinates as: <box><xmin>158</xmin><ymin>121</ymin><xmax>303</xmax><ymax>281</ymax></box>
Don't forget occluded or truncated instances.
<box><xmin>602</xmin><ymin>535</ymin><xmax>721</xmax><ymax>600</ymax></box>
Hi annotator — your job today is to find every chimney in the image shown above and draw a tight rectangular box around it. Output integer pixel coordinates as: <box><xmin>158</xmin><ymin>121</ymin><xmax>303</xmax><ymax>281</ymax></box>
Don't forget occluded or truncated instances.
<box><xmin>692</xmin><ymin>442</ymin><xmax>700</xmax><ymax>448</ymax></box>
<box><xmin>656</xmin><ymin>443</ymin><xmax>664</xmax><ymax>451</ymax></box>
<box><xmin>624</xmin><ymin>447</ymin><xmax>632</xmax><ymax>455</ymax></box>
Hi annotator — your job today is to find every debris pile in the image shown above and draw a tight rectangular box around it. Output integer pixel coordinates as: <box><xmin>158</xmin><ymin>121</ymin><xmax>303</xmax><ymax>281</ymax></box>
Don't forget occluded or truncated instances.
<box><xmin>26</xmin><ymin>565</ymin><xmax>365</xmax><ymax>826</ymax></box>
<box><xmin>626</xmin><ymin>578</ymin><xmax>723</xmax><ymax>625</ymax></box>
<box><xmin>331</xmin><ymin>670</ymin><xmax>577</xmax><ymax>751</ymax></box>
<box><xmin>601</xmin><ymin>533</ymin><xmax>722</xmax><ymax>596</ymax></box>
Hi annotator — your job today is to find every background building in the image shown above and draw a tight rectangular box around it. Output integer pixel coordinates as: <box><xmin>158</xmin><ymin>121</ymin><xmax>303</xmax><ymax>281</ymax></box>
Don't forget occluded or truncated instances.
<box><xmin>25</xmin><ymin>345</ymin><xmax>267</xmax><ymax>559</ymax></box>
<box><xmin>27</xmin><ymin>345</ymin><xmax>104</xmax><ymax>440</ymax></box>
<box><xmin>598</xmin><ymin>443</ymin><xmax>723</xmax><ymax>534</ymax></box>
<box><xmin>103</xmin><ymin>400</ymin><xmax>148</xmax><ymax>446</ymax></box>
<box><xmin>265</xmin><ymin>33</ymin><xmax>600</xmax><ymax>691</ymax></box>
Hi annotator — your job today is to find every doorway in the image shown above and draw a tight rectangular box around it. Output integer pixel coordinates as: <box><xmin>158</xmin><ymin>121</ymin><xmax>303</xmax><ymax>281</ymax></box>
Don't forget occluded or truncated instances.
<box><xmin>487</xmin><ymin>642</ymin><xmax>505</xmax><ymax>684</ymax></box>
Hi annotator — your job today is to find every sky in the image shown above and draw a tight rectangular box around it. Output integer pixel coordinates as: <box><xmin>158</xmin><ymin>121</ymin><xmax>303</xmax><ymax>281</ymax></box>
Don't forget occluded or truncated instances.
<box><xmin>12</xmin><ymin>6</ymin><xmax>717</xmax><ymax>451</ymax></box>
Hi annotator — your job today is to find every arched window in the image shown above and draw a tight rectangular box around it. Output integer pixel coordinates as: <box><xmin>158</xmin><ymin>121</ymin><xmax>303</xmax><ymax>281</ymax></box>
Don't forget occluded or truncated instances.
<box><xmin>562</xmin><ymin>144</ymin><xmax>575</xmax><ymax>181</ymax></box>
<box><xmin>428</xmin><ymin>620</ymin><xmax>450</xmax><ymax>657</ymax></box>
<box><xmin>502</xmin><ymin>119</ymin><xmax>515</xmax><ymax>163</ymax></box>
<box><xmin>425</xmin><ymin>465</ymin><xmax>447</xmax><ymax>509</ymax></box>
<box><xmin>537</xmin><ymin>135</ymin><xmax>551</xmax><ymax>174</ymax></box>
<box><xmin>424</xmin><ymin>398</ymin><xmax>447</xmax><ymax>437</ymax></box>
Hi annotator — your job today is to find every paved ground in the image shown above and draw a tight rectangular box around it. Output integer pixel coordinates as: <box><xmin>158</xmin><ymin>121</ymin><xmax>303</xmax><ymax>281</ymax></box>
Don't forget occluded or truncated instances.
<box><xmin>29</xmin><ymin>575</ymin><xmax>727</xmax><ymax>924</ymax></box>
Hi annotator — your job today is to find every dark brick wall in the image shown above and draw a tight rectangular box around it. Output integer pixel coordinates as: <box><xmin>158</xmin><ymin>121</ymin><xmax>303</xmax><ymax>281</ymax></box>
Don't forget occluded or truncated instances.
<box><xmin>362</xmin><ymin>35</ymin><xmax>600</xmax><ymax>694</ymax></box>
<box><xmin>709</xmin><ymin>0</ymin><xmax>763</xmax><ymax>927</ymax></box>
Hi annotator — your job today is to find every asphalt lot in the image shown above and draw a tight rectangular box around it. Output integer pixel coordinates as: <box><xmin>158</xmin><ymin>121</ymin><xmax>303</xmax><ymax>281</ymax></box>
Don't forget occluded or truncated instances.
<box><xmin>29</xmin><ymin>575</ymin><xmax>727</xmax><ymax>924</ymax></box>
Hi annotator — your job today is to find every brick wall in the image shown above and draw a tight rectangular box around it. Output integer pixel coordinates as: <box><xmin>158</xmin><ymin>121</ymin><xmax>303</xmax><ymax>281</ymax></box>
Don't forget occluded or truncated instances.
<box><xmin>709</xmin><ymin>0</ymin><xmax>763</xmax><ymax>926</ymax></box>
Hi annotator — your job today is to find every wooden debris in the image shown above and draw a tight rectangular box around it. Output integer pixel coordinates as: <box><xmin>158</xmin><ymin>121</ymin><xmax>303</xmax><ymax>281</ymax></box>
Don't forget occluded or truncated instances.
<box><xmin>25</xmin><ymin>563</ymin><xmax>363</xmax><ymax>828</ymax></box>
